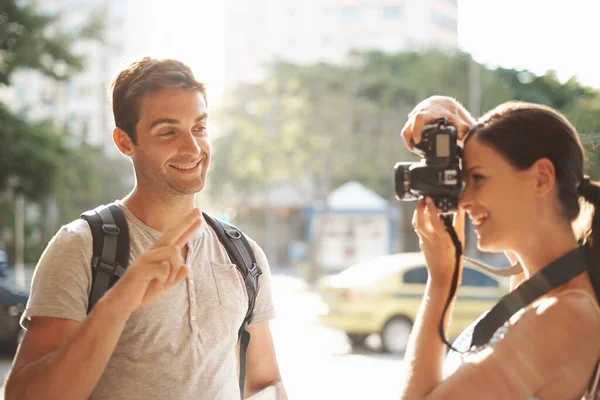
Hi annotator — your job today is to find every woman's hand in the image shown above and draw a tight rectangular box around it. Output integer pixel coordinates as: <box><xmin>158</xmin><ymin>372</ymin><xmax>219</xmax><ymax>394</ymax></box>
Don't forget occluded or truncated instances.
<box><xmin>401</xmin><ymin>96</ymin><xmax>476</xmax><ymax>151</ymax></box>
<box><xmin>412</xmin><ymin>197</ymin><xmax>466</xmax><ymax>282</ymax></box>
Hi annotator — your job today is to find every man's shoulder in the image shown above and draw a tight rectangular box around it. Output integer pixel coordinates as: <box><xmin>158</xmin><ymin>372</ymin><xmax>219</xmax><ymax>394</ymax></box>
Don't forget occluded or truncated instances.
<box><xmin>50</xmin><ymin>217</ymin><xmax>93</xmax><ymax>249</ymax></box>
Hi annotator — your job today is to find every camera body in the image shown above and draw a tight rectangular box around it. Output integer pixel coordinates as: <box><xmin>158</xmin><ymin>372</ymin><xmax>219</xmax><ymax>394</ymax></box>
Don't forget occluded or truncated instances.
<box><xmin>394</xmin><ymin>118</ymin><xmax>462</xmax><ymax>214</ymax></box>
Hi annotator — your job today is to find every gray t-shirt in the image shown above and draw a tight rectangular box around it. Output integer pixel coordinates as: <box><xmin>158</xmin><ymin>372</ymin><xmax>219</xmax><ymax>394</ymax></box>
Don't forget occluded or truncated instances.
<box><xmin>22</xmin><ymin>201</ymin><xmax>276</xmax><ymax>400</ymax></box>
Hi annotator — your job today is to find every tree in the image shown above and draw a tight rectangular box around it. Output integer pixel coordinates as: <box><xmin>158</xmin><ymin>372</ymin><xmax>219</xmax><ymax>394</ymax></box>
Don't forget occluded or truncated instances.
<box><xmin>210</xmin><ymin>50</ymin><xmax>600</xmax><ymax>277</ymax></box>
<box><xmin>0</xmin><ymin>0</ymin><xmax>104</xmax><ymax>85</ymax></box>
<box><xmin>0</xmin><ymin>0</ymin><xmax>106</xmax><ymax>262</ymax></box>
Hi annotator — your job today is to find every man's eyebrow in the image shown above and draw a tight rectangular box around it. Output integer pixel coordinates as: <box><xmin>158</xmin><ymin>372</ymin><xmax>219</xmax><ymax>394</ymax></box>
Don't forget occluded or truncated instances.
<box><xmin>194</xmin><ymin>113</ymin><xmax>208</xmax><ymax>124</ymax></box>
<box><xmin>150</xmin><ymin>118</ymin><xmax>179</xmax><ymax>129</ymax></box>
<box><xmin>149</xmin><ymin>113</ymin><xmax>208</xmax><ymax>129</ymax></box>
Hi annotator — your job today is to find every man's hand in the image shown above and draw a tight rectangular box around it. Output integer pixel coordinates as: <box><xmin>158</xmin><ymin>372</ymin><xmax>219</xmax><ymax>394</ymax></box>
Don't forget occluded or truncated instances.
<box><xmin>401</xmin><ymin>96</ymin><xmax>476</xmax><ymax>151</ymax></box>
<box><xmin>103</xmin><ymin>208</ymin><xmax>202</xmax><ymax>319</ymax></box>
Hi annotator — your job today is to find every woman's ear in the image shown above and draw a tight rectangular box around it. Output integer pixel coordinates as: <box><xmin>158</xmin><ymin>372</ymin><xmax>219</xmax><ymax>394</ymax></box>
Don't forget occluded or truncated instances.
<box><xmin>113</xmin><ymin>128</ymin><xmax>135</xmax><ymax>157</ymax></box>
<box><xmin>531</xmin><ymin>157</ymin><xmax>556</xmax><ymax>197</ymax></box>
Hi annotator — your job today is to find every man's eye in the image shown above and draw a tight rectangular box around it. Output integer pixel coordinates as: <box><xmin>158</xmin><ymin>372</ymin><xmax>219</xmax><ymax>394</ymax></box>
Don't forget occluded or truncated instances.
<box><xmin>193</xmin><ymin>126</ymin><xmax>207</xmax><ymax>134</ymax></box>
<box><xmin>161</xmin><ymin>130</ymin><xmax>175</xmax><ymax>136</ymax></box>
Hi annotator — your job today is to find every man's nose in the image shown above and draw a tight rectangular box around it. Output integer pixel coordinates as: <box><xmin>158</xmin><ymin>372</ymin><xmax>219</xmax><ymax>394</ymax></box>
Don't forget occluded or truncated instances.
<box><xmin>180</xmin><ymin>131</ymin><xmax>201</xmax><ymax>158</ymax></box>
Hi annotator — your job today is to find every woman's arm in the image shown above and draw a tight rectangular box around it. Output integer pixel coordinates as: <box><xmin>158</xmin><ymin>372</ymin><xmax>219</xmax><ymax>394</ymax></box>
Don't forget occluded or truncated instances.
<box><xmin>406</xmin><ymin>290</ymin><xmax>600</xmax><ymax>399</ymax></box>
<box><xmin>400</xmin><ymin>198</ymin><xmax>465</xmax><ymax>399</ymax></box>
<box><xmin>400</xmin><ymin>278</ymin><xmax>458</xmax><ymax>399</ymax></box>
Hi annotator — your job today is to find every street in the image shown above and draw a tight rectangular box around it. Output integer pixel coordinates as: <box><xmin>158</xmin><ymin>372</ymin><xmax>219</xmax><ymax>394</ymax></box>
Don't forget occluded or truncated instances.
<box><xmin>0</xmin><ymin>272</ymin><xmax>405</xmax><ymax>399</ymax></box>
<box><xmin>271</xmin><ymin>273</ymin><xmax>405</xmax><ymax>399</ymax></box>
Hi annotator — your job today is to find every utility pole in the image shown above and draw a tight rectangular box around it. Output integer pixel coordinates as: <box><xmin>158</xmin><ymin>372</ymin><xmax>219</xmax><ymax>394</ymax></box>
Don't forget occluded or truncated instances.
<box><xmin>468</xmin><ymin>57</ymin><xmax>481</xmax><ymax>117</ymax></box>
<box><xmin>14</xmin><ymin>194</ymin><xmax>26</xmax><ymax>290</ymax></box>
<box><xmin>466</xmin><ymin>57</ymin><xmax>481</xmax><ymax>258</ymax></box>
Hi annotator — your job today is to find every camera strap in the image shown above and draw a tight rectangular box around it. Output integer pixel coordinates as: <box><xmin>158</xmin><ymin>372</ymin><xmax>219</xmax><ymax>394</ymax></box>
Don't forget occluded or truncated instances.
<box><xmin>440</xmin><ymin>215</ymin><xmax>464</xmax><ymax>352</ymax></box>
<box><xmin>470</xmin><ymin>246</ymin><xmax>590</xmax><ymax>349</ymax></box>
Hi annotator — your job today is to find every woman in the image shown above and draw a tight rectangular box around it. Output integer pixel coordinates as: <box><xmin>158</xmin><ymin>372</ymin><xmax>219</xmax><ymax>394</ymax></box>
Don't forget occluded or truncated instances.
<box><xmin>399</xmin><ymin>96</ymin><xmax>600</xmax><ymax>399</ymax></box>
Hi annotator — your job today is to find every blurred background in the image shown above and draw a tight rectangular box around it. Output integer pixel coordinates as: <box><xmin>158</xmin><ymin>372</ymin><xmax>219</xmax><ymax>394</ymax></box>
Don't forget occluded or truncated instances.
<box><xmin>1</xmin><ymin>0</ymin><xmax>599</xmax><ymax>398</ymax></box>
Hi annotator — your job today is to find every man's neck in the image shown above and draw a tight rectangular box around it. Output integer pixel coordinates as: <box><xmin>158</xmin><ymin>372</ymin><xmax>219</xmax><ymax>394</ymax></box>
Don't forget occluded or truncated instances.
<box><xmin>122</xmin><ymin>188</ymin><xmax>197</xmax><ymax>233</ymax></box>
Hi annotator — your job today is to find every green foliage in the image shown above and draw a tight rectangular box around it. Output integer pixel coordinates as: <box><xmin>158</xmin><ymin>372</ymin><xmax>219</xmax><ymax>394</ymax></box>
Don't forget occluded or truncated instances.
<box><xmin>211</xmin><ymin>50</ymin><xmax>600</xmax><ymax>205</ymax></box>
<box><xmin>0</xmin><ymin>104</ymin><xmax>69</xmax><ymax>200</ymax></box>
<box><xmin>0</xmin><ymin>0</ymin><xmax>104</xmax><ymax>85</ymax></box>
<box><xmin>53</xmin><ymin>144</ymin><xmax>132</xmax><ymax>225</ymax></box>
<box><xmin>0</xmin><ymin>0</ymin><xmax>111</xmax><ymax>262</ymax></box>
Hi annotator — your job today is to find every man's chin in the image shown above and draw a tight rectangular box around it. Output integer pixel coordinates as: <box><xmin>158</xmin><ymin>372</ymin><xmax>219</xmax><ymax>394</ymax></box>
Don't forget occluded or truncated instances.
<box><xmin>168</xmin><ymin>179</ymin><xmax>205</xmax><ymax>195</ymax></box>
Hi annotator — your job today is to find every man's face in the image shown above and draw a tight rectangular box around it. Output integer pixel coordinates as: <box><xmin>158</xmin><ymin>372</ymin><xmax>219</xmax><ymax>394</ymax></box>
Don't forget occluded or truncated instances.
<box><xmin>130</xmin><ymin>87</ymin><xmax>211</xmax><ymax>196</ymax></box>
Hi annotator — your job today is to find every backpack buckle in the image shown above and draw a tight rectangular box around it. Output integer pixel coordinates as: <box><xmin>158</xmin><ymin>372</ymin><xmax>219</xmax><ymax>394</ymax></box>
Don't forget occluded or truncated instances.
<box><xmin>248</xmin><ymin>262</ymin><xmax>261</xmax><ymax>278</ymax></box>
<box><xmin>92</xmin><ymin>257</ymin><xmax>117</xmax><ymax>275</ymax></box>
<box><xmin>225</xmin><ymin>229</ymin><xmax>241</xmax><ymax>239</ymax></box>
<box><xmin>102</xmin><ymin>224</ymin><xmax>120</xmax><ymax>236</ymax></box>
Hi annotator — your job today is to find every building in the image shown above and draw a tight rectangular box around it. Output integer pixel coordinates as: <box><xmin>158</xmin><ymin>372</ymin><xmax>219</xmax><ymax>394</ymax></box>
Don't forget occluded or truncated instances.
<box><xmin>224</xmin><ymin>0</ymin><xmax>458</xmax><ymax>86</ymax></box>
<box><xmin>307</xmin><ymin>181</ymin><xmax>399</xmax><ymax>272</ymax></box>
<box><xmin>5</xmin><ymin>0</ymin><xmax>156</xmax><ymax>152</ymax></box>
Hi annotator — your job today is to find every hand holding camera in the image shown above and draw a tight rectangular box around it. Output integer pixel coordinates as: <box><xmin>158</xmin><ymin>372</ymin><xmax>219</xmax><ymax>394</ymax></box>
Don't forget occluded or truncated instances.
<box><xmin>400</xmin><ymin>95</ymin><xmax>476</xmax><ymax>150</ymax></box>
<box><xmin>396</xmin><ymin>97</ymin><xmax>469</xmax><ymax>278</ymax></box>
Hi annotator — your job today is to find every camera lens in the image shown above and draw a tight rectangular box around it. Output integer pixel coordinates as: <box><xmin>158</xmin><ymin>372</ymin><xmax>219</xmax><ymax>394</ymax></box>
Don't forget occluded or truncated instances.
<box><xmin>394</xmin><ymin>162</ymin><xmax>416</xmax><ymax>201</ymax></box>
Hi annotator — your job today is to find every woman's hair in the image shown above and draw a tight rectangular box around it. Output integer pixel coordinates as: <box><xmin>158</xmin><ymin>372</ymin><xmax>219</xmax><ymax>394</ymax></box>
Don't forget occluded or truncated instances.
<box><xmin>467</xmin><ymin>101</ymin><xmax>600</xmax><ymax>285</ymax></box>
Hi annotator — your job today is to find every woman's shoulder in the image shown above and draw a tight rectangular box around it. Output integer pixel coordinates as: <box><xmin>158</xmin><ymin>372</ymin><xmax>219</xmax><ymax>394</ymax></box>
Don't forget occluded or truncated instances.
<box><xmin>532</xmin><ymin>288</ymin><xmax>600</xmax><ymax>324</ymax></box>
<box><xmin>511</xmin><ymin>288</ymin><xmax>600</xmax><ymax>352</ymax></box>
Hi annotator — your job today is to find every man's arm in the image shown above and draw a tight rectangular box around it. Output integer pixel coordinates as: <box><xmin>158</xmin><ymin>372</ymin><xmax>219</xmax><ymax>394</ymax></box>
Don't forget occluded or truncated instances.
<box><xmin>244</xmin><ymin>321</ymin><xmax>287</xmax><ymax>400</ymax></box>
<box><xmin>5</xmin><ymin>209</ymin><xmax>202</xmax><ymax>400</ymax></box>
<box><xmin>4</xmin><ymin>296</ymin><xmax>130</xmax><ymax>400</ymax></box>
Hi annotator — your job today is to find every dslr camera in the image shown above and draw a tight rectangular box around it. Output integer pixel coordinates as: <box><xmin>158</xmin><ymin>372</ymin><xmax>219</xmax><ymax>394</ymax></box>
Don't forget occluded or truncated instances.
<box><xmin>394</xmin><ymin>118</ymin><xmax>462</xmax><ymax>215</ymax></box>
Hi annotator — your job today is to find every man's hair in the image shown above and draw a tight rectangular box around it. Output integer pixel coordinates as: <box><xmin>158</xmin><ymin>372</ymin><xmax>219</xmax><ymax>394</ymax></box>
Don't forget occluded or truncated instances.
<box><xmin>109</xmin><ymin>57</ymin><xmax>207</xmax><ymax>144</ymax></box>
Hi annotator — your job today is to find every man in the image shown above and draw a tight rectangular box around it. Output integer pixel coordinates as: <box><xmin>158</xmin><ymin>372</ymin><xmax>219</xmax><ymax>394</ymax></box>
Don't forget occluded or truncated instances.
<box><xmin>4</xmin><ymin>57</ymin><xmax>286</xmax><ymax>400</ymax></box>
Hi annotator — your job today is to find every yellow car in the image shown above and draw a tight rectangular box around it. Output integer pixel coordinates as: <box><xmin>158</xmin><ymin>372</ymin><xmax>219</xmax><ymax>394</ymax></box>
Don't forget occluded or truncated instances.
<box><xmin>317</xmin><ymin>252</ymin><xmax>509</xmax><ymax>354</ymax></box>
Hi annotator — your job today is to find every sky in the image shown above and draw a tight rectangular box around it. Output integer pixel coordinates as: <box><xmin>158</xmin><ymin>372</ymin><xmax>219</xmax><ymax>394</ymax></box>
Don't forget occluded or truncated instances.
<box><xmin>457</xmin><ymin>0</ymin><xmax>600</xmax><ymax>89</ymax></box>
<box><xmin>148</xmin><ymin>0</ymin><xmax>600</xmax><ymax>103</ymax></box>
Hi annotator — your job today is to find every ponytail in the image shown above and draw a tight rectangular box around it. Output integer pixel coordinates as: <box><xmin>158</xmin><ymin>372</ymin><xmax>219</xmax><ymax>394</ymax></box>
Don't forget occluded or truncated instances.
<box><xmin>579</xmin><ymin>176</ymin><xmax>600</xmax><ymax>301</ymax></box>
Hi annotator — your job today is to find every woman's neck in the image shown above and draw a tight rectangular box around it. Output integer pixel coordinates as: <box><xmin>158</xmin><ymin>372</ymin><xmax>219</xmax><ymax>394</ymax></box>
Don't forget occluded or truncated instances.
<box><xmin>514</xmin><ymin>224</ymin><xmax>579</xmax><ymax>279</ymax></box>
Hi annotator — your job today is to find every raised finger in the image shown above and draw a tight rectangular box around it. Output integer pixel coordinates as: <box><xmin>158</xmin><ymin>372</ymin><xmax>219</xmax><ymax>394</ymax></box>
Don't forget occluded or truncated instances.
<box><xmin>143</xmin><ymin>245</ymin><xmax>184</xmax><ymax>265</ymax></box>
<box><xmin>165</xmin><ymin>249</ymin><xmax>186</xmax><ymax>285</ymax></box>
<box><xmin>158</xmin><ymin>208</ymin><xmax>202</xmax><ymax>247</ymax></box>
<box><xmin>167</xmin><ymin>264</ymin><xmax>190</xmax><ymax>289</ymax></box>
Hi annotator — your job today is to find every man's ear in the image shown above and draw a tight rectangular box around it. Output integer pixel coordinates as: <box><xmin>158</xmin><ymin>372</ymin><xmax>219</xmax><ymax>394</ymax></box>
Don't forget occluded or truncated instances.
<box><xmin>113</xmin><ymin>128</ymin><xmax>135</xmax><ymax>156</ymax></box>
<box><xmin>531</xmin><ymin>157</ymin><xmax>556</xmax><ymax>197</ymax></box>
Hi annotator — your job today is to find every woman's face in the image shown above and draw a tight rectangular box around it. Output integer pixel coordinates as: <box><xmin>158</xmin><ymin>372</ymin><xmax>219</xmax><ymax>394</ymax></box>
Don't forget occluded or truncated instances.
<box><xmin>459</xmin><ymin>137</ymin><xmax>537</xmax><ymax>252</ymax></box>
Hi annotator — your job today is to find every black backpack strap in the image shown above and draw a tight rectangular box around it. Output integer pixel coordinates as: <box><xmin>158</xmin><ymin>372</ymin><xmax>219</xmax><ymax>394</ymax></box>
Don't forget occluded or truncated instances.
<box><xmin>202</xmin><ymin>212</ymin><xmax>261</xmax><ymax>399</ymax></box>
<box><xmin>81</xmin><ymin>203</ymin><xmax>130</xmax><ymax>313</ymax></box>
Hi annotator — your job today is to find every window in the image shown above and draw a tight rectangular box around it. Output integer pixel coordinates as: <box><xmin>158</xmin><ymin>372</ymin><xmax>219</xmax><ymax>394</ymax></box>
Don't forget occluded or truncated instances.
<box><xmin>461</xmin><ymin>268</ymin><xmax>499</xmax><ymax>288</ymax></box>
<box><xmin>431</xmin><ymin>11</ymin><xmax>457</xmax><ymax>32</ymax></box>
<box><xmin>380</xmin><ymin>6</ymin><xmax>403</xmax><ymax>19</ymax></box>
<box><xmin>338</xmin><ymin>6</ymin><xmax>362</xmax><ymax>21</ymax></box>
<box><xmin>439</xmin><ymin>0</ymin><xmax>457</xmax><ymax>7</ymax></box>
<box><xmin>403</xmin><ymin>266</ymin><xmax>428</xmax><ymax>284</ymax></box>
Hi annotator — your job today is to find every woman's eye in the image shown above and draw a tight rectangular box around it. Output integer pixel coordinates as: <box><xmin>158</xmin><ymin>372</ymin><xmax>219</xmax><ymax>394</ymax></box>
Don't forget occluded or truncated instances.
<box><xmin>472</xmin><ymin>174</ymin><xmax>484</xmax><ymax>183</ymax></box>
